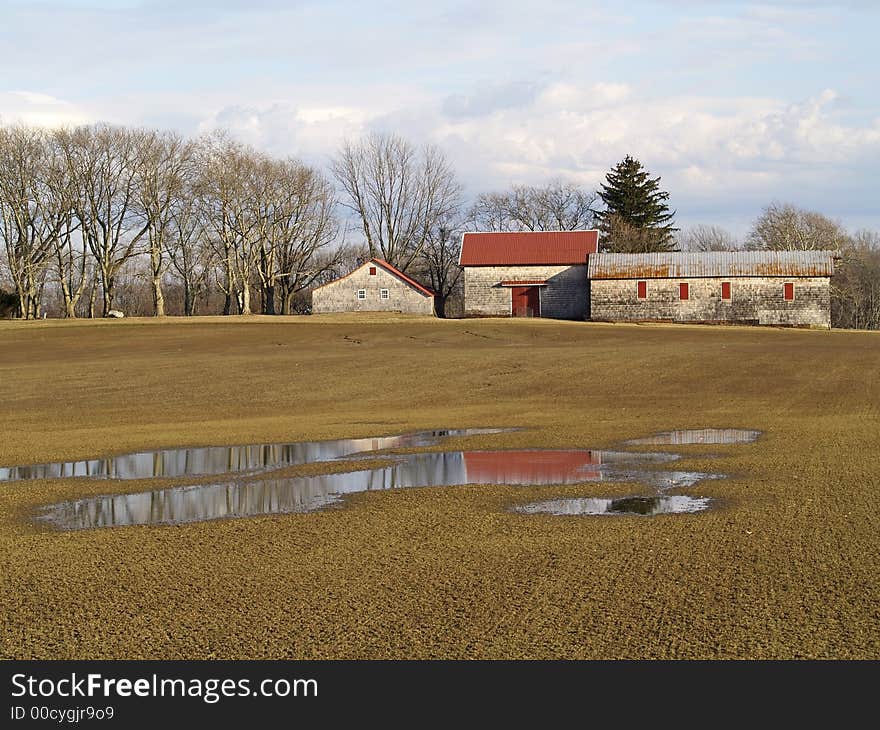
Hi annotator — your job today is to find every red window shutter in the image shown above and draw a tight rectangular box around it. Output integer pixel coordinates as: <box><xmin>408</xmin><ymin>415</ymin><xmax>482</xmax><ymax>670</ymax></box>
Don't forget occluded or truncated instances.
<box><xmin>784</xmin><ymin>282</ymin><xmax>794</xmax><ymax>301</ymax></box>
<box><xmin>679</xmin><ymin>283</ymin><xmax>689</xmax><ymax>300</ymax></box>
<box><xmin>721</xmin><ymin>282</ymin><xmax>731</xmax><ymax>300</ymax></box>
<box><xmin>369</xmin><ymin>266</ymin><xmax>376</xmax><ymax>275</ymax></box>
<box><xmin>637</xmin><ymin>281</ymin><xmax>647</xmax><ymax>299</ymax></box>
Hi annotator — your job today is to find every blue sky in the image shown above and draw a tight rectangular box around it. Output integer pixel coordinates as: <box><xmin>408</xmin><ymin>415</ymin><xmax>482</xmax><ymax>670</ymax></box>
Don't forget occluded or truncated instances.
<box><xmin>1</xmin><ymin>0</ymin><xmax>878</xmax><ymax>235</ymax></box>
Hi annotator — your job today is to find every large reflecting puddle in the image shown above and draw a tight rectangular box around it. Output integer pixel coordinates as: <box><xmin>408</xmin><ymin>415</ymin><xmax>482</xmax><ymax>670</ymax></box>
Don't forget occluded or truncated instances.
<box><xmin>37</xmin><ymin>449</ymin><xmax>723</xmax><ymax>530</ymax></box>
<box><xmin>626</xmin><ymin>429</ymin><xmax>761</xmax><ymax>445</ymax></box>
<box><xmin>23</xmin><ymin>426</ymin><xmax>763</xmax><ymax>530</ymax></box>
<box><xmin>515</xmin><ymin>495</ymin><xmax>712</xmax><ymax>516</ymax></box>
<box><xmin>0</xmin><ymin>429</ymin><xmax>505</xmax><ymax>482</ymax></box>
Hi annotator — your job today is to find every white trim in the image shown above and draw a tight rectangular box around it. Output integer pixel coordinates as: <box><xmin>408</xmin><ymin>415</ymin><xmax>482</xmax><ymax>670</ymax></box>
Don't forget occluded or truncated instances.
<box><xmin>356</xmin><ymin>289</ymin><xmax>366</xmax><ymax>300</ymax></box>
<box><xmin>380</xmin><ymin>288</ymin><xmax>389</xmax><ymax>300</ymax></box>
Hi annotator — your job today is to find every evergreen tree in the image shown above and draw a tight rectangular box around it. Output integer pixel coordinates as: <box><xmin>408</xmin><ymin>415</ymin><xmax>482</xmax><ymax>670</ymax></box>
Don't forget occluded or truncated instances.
<box><xmin>596</xmin><ymin>155</ymin><xmax>678</xmax><ymax>252</ymax></box>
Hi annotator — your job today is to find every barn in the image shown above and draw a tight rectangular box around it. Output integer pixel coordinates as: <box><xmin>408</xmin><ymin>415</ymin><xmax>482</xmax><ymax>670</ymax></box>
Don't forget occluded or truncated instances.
<box><xmin>588</xmin><ymin>250</ymin><xmax>838</xmax><ymax>328</ymax></box>
<box><xmin>311</xmin><ymin>258</ymin><xmax>436</xmax><ymax>315</ymax></box>
<box><xmin>459</xmin><ymin>230</ymin><xmax>599</xmax><ymax>319</ymax></box>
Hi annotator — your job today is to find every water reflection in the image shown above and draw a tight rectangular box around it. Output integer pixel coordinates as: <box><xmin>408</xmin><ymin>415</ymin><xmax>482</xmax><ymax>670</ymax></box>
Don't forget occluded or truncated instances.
<box><xmin>626</xmin><ymin>429</ymin><xmax>761</xmax><ymax>445</ymax></box>
<box><xmin>0</xmin><ymin>429</ymin><xmax>506</xmax><ymax>482</ymax></box>
<box><xmin>37</xmin><ymin>449</ymin><xmax>718</xmax><ymax>530</ymax></box>
<box><xmin>515</xmin><ymin>495</ymin><xmax>712</xmax><ymax>516</ymax></box>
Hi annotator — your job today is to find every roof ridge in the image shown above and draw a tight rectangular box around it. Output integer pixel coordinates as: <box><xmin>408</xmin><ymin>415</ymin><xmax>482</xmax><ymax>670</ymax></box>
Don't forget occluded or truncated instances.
<box><xmin>371</xmin><ymin>258</ymin><xmax>435</xmax><ymax>297</ymax></box>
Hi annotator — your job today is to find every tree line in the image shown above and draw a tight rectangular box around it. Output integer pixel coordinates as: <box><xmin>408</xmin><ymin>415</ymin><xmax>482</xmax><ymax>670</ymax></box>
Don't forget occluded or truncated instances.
<box><xmin>1</xmin><ymin>123</ymin><xmax>878</xmax><ymax>327</ymax></box>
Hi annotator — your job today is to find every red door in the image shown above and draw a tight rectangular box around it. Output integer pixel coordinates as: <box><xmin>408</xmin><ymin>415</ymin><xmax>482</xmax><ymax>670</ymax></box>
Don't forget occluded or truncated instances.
<box><xmin>511</xmin><ymin>287</ymin><xmax>540</xmax><ymax>317</ymax></box>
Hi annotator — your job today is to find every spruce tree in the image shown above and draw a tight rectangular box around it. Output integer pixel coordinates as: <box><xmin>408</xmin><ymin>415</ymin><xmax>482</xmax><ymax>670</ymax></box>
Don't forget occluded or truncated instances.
<box><xmin>596</xmin><ymin>155</ymin><xmax>678</xmax><ymax>252</ymax></box>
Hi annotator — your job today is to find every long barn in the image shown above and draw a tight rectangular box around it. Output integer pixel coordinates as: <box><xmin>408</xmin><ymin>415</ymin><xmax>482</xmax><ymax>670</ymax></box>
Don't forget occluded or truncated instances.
<box><xmin>588</xmin><ymin>250</ymin><xmax>838</xmax><ymax>328</ymax></box>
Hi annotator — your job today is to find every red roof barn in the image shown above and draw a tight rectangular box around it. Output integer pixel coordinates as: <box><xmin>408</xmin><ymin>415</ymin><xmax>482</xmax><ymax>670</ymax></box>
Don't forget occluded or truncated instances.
<box><xmin>459</xmin><ymin>230</ymin><xmax>599</xmax><ymax>320</ymax></box>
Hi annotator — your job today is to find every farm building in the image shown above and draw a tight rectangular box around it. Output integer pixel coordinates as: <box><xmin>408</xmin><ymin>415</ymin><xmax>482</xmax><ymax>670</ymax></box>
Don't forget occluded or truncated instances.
<box><xmin>311</xmin><ymin>258</ymin><xmax>436</xmax><ymax>315</ymax></box>
<box><xmin>588</xmin><ymin>250</ymin><xmax>838</xmax><ymax>328</ymax></box>
<box><xmin>459</xmin><ymin>230</ymin><xmax>599</xmax><ymax>319</ymax></box>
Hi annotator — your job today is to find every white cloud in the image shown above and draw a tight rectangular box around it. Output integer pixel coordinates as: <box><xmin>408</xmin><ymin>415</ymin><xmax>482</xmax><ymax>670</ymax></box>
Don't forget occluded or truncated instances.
<box><xmin>197</xmin><ymin>102</ymin><xmax>370</xmax><ymax>162</ymax></box>
<box><xmin>0</xmin><ymin>91</ymin><xmax>91</xmax><ymax>128</ymax></box>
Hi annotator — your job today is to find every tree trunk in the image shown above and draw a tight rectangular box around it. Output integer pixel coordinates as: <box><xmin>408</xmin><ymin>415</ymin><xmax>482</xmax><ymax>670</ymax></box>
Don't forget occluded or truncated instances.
<box><xmin>153</xmin><ymin>278</ymin><xmax>165</xmax><ymax>316</ymax></box>
<box><xmin>102</xmin><ymin>275</ymin><xmax>114</xmax><ymax>317</ymax></box>
<box><xmin>263</xmin><ymin>283</ymin><xmax>276</xmax><ymax>315</ymax></box>
<box><xmin>151</xmin><ymin>246</ymin><xmax>165</xmax><ymax>317</ymax></box>
<box><xmin>183</xmin><ymin>280</ymin><xmax>192</xmax><ymax>317</ymax></box>
<box><xmin>88</xmin><ymin>278</ymin><xmax>97</xmax><ymax>319</ymax></box>
<box><xmin>240</xmin><ymin>285</ymin><xmax>251</xmax><ymax>315</ymax></box>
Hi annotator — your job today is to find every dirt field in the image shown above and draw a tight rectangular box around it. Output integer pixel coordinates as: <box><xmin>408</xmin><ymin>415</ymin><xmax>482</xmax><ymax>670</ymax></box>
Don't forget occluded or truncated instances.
<box><xmin>1</xmin><ymin>315</ymin><xmax>878</xmax><ymax>659</ymax></box>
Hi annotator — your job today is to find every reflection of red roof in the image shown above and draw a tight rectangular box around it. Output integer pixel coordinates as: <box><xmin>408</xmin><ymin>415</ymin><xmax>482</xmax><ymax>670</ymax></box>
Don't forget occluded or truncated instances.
<box><xmin>463</xmin><ymin>450</ymin><xmax>601</xmax><ymax>483</ymax></box>
<box><xmin>459</xmin><ymin>231</ymin><xmax>599</xmax><ymax>266</ymax></box>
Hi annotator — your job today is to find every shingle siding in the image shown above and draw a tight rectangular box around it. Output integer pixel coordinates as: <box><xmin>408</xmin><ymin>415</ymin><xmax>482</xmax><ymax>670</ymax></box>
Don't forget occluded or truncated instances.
<box><xmin>312</xmin><ymin>263</ymin><xmax>435</xmax><ymax>315</ymax></box>
<box><xmin>590</xmin><ymin>276</ymin><xmax>831</xmax><ymax>328</ymax></box>
<box><xmin>463</xmin><ymin>265</ymin><xmax>588</xmax><ymax>320</ymax></box>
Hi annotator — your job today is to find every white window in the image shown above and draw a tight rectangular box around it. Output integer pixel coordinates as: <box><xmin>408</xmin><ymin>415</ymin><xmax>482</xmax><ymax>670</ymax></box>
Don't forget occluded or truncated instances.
<box><xmin>380</xmin><ymin>289</ymin><xmax>389</xmax><ymax>300</ymax></box>
<box><xmin>356</xmin><ymin>289</ymin><xmax>366</xmax><ymax>299</ymax></box>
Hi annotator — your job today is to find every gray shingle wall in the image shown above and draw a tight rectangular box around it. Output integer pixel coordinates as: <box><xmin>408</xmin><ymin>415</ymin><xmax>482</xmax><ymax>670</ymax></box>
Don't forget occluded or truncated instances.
<box><xmin>312</xmin><ymin>264</ymin><xmax>435</xmax><ymax>315</ymax></box>
<box><xmin>590</xmin><ymin>276</ymin><xmax>831</xmax><ymax>328</ymax></box>
<box><xmin>463</xmin><ymin>265</ymin><xmax>588</xmax><ymax>320</ymax></box>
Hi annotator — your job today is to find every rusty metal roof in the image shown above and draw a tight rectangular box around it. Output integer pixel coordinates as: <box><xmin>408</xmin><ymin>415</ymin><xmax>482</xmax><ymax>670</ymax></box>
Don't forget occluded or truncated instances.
<box><xmin>587</xmin><ymin>250</ymin><xmax>839</xmax><ymax>279</ymax></box>
<box><xmin>459</xmin><ymin>230</ymin><xmax>599</xmax><ymax>266</ymax></box>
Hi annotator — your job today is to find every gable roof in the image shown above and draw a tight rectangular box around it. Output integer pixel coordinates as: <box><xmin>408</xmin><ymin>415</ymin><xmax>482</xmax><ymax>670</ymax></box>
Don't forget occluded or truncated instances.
<box><xmin>311</xmin><ymin>258</ymin><xmax>435</xmax><ymax>297</ymax></box>
<box><xmin>372</xmin><ymin>259</ymin><xmax>435</xmax><ymax>297</ymax></box>
<box><xmin>587</xmin><ymin>250</ymin><xmax>839</xmax><ymax>279</ymax></box>
<box><xmin>459</xmin><ymin>230</ymin><xmax>600</xmax><ymax>266</ymax></box>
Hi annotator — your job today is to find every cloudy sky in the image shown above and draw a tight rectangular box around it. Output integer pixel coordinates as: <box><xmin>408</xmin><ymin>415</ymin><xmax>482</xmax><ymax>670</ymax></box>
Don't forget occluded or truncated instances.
<box><xmin>1</xmin><ymin>0</ymin><xmax>878</xmax><ymax>234</ymax></box>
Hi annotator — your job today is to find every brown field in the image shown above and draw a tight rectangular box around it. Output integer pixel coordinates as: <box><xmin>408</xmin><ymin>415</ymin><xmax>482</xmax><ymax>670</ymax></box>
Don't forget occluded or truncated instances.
<box><xmin>0</xmin><ymin>315</ymin><xmax>878</xmax><ymax>659</ymax></box>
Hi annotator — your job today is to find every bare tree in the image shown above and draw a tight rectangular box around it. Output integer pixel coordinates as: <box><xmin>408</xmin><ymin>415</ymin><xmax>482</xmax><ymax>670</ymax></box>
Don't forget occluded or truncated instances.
<box><xmin>56</xmin><ymin>124</ymin><xmax>150</xmax><ymax>316</ymax></box>
<box><xmin>266</xmin><ymin>160</ymin><xmax>340</xmax><ymax>315</ymax></box>
<box><xmin>680</xmin><ymin>224</ymin><xmax>739</xmax><ymax>251</ymax></box>
<box><xmin>198</xmin><ymin>133</ymin><xmax>263</xmax><ymax>315</ymax></box>
<box><xmin>52</xmin><ymin>217</ymin><xmax>90</xmax><ymax>319</ymax></box>
<box><xmin>832</xmin><ymin>230</ymin><xmax>880</xmax><ymax>330</ymax></box>
<box><xmin>467</xmin><ymin>192</ymin><xmax>513</xmax><ymax>232</ymax></box>
<box><xmin>332</xmin><ymin>132</ymin><xmax>461</xmax><ymax>271</ymax></box>
<box><xmin>0</xmin><ymin>126</ymin><xmax>70</xmax><ymax>318</ymax></box>
<box><xmin>413</xmin><ymin>223</ymin><xmax>461</xmax><ymax>318</ymax></box>
<box><xmin>748</xmin><ymin>202</ymin><xmax>849</xmax><ymax>251</ymax></box>
<box><xmin>135</xmin><ymin>129</ymin><xmax>195</xmax><ymax>316</ymax></box>
<box><xmin>166</xmin><ymin>187</ymin><xmax>213</xmax><ymax>316</ymax></box>
<box><xmin>469</xmin><ymin>179</ymin><xmax>597</xmax><ymax>232</ymax></box>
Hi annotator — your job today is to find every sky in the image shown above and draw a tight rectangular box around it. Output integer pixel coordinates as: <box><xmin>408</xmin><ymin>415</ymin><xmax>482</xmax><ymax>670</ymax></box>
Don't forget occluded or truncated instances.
<box><xmin>0</xmin><ymin>0</ymin><xmax>878</xmax><ymax>235</ymax></box>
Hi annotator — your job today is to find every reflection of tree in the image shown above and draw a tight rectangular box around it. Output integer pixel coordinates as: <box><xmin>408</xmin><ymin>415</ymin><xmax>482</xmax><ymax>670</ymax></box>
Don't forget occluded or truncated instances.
<box><xmin>609</xmin><ymin>497</ymin><xmax>660</xmax><ymax>515</ymax></box>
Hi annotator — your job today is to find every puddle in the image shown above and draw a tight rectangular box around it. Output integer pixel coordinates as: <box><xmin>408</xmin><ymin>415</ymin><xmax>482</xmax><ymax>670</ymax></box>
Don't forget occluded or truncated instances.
<box><xmin>515</xmin><ymin>495</ymin><xmax>712</xmax><ymax>516</ymax></box>
<box><xmin>0</xmin><ymin>429</ymin><xmax>506</xmax><ymax>483</ymax></box>
<box><xmin>625</xmin><ymin>429</ymin><xmax>761</xmax><ymax>445</ymax></box>
<box><xmin>22</xmin><ymin>426</ymin><xmax>759</xmax><ymax>529</ymax></box>
<box><xmin>37</xmin><ymin>449</ymin><xmax>718</xmax><ymax>530</ymax></box>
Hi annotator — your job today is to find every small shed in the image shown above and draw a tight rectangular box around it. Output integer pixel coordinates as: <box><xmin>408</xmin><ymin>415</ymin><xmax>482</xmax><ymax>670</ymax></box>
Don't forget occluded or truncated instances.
<box><xmin>459</xmin><ymin>230</ymin><xmax>599</xmax><ymax>319</ymax></box>
<box><xmin>588</xmin><ymin>250</ymin><xmax>838</xmax><ymax>328</ymax></box>
<box><xmin>311</xmin><ymin>258</ymin><xmax>436</xmax><ymax>315</ymax></box>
